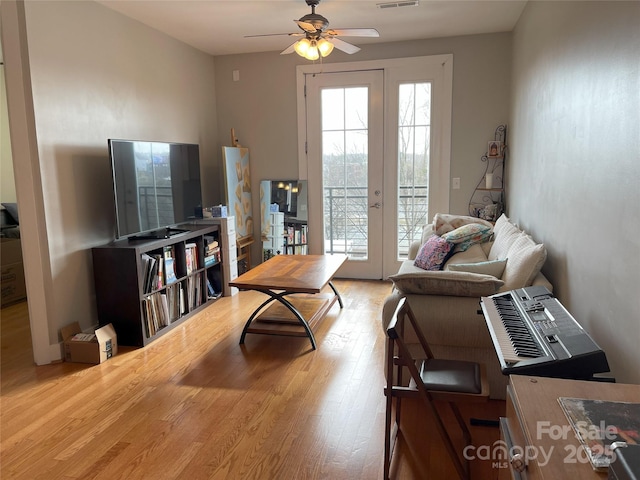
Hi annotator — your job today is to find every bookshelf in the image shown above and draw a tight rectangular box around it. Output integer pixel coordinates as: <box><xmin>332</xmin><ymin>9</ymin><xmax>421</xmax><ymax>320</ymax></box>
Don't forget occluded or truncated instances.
<box><xmin>195</xmin><ymin>216</ymin><xmax>238</xmax><ymax>296</ymax></box>
<box><xmin>92</xmin><ymin>224</ymin><xmax>224</xmax><ymax>347</ymax></box>
<box><xmin>262</xmin><ymin>211</ymin><xmax>286</xmax><ymax>260</ymax></box>
<box><xmin>284</xmin><ymin>220</ymin><xmax>308</xmax><ymax>255</ymax></box>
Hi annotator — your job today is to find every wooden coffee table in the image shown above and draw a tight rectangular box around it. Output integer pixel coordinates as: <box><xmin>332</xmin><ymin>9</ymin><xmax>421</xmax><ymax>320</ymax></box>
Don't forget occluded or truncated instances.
<box><xmin>230</xmin><ymin>254</ymin><xmax>347</xmax><ymax>350</ymax></box>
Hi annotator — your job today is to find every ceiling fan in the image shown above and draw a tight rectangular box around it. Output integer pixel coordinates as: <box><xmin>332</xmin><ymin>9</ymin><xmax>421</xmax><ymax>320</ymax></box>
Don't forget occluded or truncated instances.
<box><xmin>245</xmin><ymin>0</ymin><xmax>380</xmax><ymax>60</ymax></box>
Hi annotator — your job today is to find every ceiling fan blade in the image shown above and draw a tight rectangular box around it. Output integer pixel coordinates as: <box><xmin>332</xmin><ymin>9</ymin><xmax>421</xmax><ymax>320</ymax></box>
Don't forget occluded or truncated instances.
<box><xmin>295</xmin><ymin>20</ymin><xmax>317</xmax><ymax>33</ymax></box>
<box><xmin>327</xmin><ymin>28</ymin><xmax>380</xmax><ymax>38</ymax></box>
<box><xmin>330</xmin><ymin>37</ymin><xmax>361</xmax><ymax>55</ymax></box>
<box><xmin>280</xmin><ymin>42</ymin><xmax>297</xmax><ymax>55</ymax></box>
<box><xmin>245</xmin><ymin>32</ymin><xmax>304</xmax><ymax>38</ymax></box>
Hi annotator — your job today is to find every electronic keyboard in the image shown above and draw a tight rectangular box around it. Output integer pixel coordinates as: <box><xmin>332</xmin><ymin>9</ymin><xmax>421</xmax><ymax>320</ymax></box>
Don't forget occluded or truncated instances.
<box><xmin>480</xmin><ymin>285</ymin><xmax>609</xmax><ymax>379</ymax></box>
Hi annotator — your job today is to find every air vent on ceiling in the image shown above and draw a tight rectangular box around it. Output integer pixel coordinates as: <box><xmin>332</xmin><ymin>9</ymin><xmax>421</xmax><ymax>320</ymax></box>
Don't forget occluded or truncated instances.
<box><xmin>377</xmin><ymin>0</ymin><xmax>419</xmax><ymax>9</ymax></box>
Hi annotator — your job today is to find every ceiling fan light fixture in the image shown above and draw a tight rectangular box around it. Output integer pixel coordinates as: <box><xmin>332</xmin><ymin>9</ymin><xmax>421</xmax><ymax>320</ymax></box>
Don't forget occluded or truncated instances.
<box><xmin>294</xmin><ymin>38</ymin><xmax>322</xmax><ymax>60</ymax></box>
<box><xmin>317</xmin><ymin>37</ymin><xmax>334</xmax><ymax>57</ymax></box>
<box><xmin>294</xmin><ymin>37</ymin><xmax>312</xmax><ymax>56</ymax></box>
<box><xmin>305</xmin><ymin>40</ymin><xmax>320</xmax><ymax>60</ymax></box>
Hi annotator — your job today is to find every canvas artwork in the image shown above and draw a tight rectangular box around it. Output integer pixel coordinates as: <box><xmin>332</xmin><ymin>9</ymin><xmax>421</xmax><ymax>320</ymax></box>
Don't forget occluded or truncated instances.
<box><xmin>222</xmin><ymin>146</ymin><xmax>253</xmax><ymax>238</ymax></box>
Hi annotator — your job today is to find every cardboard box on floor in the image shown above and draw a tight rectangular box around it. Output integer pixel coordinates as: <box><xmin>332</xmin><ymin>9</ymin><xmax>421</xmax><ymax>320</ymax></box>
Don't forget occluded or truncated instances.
<box><xmin>61</xmin><ymin>322</ymin><xmax>118</xmax><ymax>364</ymax></box>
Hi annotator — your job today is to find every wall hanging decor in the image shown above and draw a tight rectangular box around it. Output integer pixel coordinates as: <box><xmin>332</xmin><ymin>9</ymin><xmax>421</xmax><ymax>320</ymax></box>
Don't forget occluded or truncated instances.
<box><xmin>222</xmin><ymin>146</ymin><xmax>253</xmax><ymax>238</ymax></box>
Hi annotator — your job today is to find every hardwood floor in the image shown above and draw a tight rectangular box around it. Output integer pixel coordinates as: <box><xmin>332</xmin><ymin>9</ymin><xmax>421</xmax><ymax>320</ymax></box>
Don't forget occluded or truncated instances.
<box><xmin>1</xmin><ymin>280</ymin><xmax>504</xmax><ymax>479</ymax></box>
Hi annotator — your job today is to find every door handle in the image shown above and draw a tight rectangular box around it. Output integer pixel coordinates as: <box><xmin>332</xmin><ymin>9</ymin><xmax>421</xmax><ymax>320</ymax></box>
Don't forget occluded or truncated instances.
<box><xmin>370</xmin><ymin>202</ymin><xmax>381</xmax><ymax>209</ymax></box>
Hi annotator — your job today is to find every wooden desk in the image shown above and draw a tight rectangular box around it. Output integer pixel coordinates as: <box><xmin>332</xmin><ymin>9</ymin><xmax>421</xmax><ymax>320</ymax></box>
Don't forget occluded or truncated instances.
<box><xmin>230</xmin><ymin>254</ymin><xmax>347</xmax><ymax>350</ymax></box>
<box><xmin>500</xmin><ymin>375</ymin><xmax>640</xmax><ymax>479</ymax></box>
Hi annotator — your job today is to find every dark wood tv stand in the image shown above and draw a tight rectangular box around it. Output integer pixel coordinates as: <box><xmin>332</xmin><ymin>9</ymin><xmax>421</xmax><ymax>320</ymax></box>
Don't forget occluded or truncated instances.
<box><xmin>127</xmin><ymin>226</ymin><xmax>191</xmax><ymax>241</ymax></box>
<box><xmin>92</xmin><ymin>224</ymin><xmax>228</xmax><ymax>346</ymax></box>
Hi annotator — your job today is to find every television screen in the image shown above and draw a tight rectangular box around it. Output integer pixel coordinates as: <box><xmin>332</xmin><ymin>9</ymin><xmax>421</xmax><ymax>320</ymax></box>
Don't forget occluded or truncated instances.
<box><xmin>108</xmin><ymin>139</ymin><xmax>203</xmax><ymax>239</ymax></box>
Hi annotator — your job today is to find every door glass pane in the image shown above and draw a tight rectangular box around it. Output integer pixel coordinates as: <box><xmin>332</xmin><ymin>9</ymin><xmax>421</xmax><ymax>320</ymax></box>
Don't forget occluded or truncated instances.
<box><xmin>322</xmin><ymin>86</ymin><xmax>369</xmax><ymax>259</ymax></box>
<box><xmin>397</xmin><ymin>82</ymin><xmax>431</xmax><ymax>259</ymax></box>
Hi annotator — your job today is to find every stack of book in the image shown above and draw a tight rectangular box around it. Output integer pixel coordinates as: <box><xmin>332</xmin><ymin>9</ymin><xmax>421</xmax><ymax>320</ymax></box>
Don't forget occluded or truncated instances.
<box><xmin>204</xmin><ymin>237</ymin><xmax>221</xmax><ymax>267</ymax></box>
<box><xmin>141</xmin><ymin>282</ymin><xmax>186</xmax><ymax>338</ymax></box>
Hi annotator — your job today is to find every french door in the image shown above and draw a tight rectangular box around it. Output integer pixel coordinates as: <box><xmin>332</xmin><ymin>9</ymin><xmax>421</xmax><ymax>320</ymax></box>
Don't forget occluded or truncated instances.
<box><xmin>298</xmin><ymin>56</ymin><xmax>453</xmax><ymax>279</ymax></box>
<box><xmin>305</xmin><ymin>70</ymin><xmax>384</xmax><ymax>278</ymax></box>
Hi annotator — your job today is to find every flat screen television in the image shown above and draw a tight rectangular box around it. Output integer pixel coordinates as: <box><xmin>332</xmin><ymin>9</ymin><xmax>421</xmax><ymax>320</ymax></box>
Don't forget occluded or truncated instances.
<box><xmin>108</xmin><ymin>139</ymin><xmax>203</xmax><ymax>239</ymax></box>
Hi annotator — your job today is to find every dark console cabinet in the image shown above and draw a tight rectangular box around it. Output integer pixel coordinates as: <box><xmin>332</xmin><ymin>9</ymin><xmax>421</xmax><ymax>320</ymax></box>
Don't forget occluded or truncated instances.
<box><xmin>92</xmin><ymin>224</ymin><xmax>223</xmax><ymax>346</ymax></box>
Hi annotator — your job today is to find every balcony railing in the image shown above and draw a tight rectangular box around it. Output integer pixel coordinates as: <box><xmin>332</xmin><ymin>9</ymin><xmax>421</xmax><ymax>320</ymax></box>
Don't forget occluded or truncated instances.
<box><xmin>323</xmin><ymin>185</ymin><xmax>428</xmax><ymax>259</ymax></box>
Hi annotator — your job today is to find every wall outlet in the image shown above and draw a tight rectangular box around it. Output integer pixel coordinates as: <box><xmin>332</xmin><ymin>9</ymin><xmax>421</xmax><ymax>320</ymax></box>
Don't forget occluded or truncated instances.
<box><xmin>452</xmin><ymin>177</ymin><xmax>461</xmax><ymax>189</ymax></box>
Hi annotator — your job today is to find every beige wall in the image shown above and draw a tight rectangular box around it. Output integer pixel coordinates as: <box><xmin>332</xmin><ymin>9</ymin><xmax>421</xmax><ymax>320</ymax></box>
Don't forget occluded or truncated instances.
<box><xmin>213</xmin><ymin>33</ymin><xmax>512</xmax><ymax>262</ymax></box>
<box><xmin>5</xmin><ymin>0</ymin><xmax>218</xmax><ymax>349</ymax></box>
<box><xmin>1</xmin><ymin>65</ymin><xmax>17</xmax><ymax>203</ymax></box>
<box><xmin>509</xmin><ymin>1</ymin><xmax>640</xmax><ymax>383</ymax></box>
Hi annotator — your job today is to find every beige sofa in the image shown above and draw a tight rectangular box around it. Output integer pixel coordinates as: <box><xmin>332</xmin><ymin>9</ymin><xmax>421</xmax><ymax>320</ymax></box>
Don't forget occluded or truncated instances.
<box><xmin>382</xmin><ymin>213</ymin><xmax>552</xmax><ymax>399</ymax></box>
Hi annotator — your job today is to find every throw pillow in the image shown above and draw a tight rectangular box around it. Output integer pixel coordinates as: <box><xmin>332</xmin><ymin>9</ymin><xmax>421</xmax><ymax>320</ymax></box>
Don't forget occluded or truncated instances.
<box><xmin>447</xmin><ymin>258</ymin><xmax>508</xmax><ymax>278</ymax></box>
<box><xmin>442</xmin><ymin>223</ymin><xmax>493</xmax><ymax>252</ymax></box>
<box><xmin>414</xmin><ymin>235</ymin><xmax>455</xmax><ymax>270</ymax></box>
<box><xmin>389</xmin><ymin>264</ymin><xmax>505</xmax><ymax>296</ymax></box>
<box><xmin>500</xmin><ymin>233</ymin><xmax>547</xmax><ymax>291</ymax></box>
<box><xmin>432</xmin><ymin>213</ymin><xmax>493</xmax><ymax>236</ymax></box>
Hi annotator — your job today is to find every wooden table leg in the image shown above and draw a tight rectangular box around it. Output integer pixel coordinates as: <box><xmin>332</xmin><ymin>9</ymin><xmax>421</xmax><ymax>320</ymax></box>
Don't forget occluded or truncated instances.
<box><xmin>239</xmin><ymin>290</ymin><xmax>317</xmax><ymax>350</ymax></box>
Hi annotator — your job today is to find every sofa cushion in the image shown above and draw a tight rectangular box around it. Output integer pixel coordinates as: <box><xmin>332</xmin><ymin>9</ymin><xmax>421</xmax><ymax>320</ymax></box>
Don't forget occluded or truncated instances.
<box><xmin>444</xmin><ymin>243</ymin><xmax>489</xmax><ymax>267</ymax></box>
<box><xmin>414</xmin><ymin>235</ymin><xmax>455</xmax><ymax>270</ymax></box>
<box><xmin>448</xmin><ymin>258</ymin><xmax>507</xmax><ymax>278</ymax></box>
<box><xmin>488</xmin><ymin>214</ymin><xmax>521</xmax><ymax>261</ymax></box>
<box><xmin>390</xmin><ymin>261</ymin><xmax>504</xmax><ymax>296</ymax></box>
<box><xmin>500</xmin><ymin>233</ymin><xmax>547</xmax><ymax>291</ymax></box>
<box><xmin>432</xmin><ymin>213</ymin><xmax>493</xmax><ymax>236</ymax></box>
<box><xmin>442</xmin><ymin>223</ymin><xmax>493</xmax><ymax>252</ymax></box>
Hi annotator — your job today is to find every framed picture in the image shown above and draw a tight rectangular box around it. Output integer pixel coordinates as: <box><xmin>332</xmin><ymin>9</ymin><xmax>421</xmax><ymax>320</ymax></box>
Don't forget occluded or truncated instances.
<box><xmin>222</xmin><ymin>146</ymin><xmax>253</xmax><ymax>238</ymax></box>
<box><xmin>488</xmin><ymin>140</ymin><xmax>502</xmax><ymax>157</ymax></box>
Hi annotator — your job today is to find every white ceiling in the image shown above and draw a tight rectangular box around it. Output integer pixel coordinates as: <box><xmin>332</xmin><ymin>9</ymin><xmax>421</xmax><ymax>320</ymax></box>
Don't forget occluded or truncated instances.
<box><xmin>98</xmin><ymin>0</ymin><xmax>528</xmax><ymax>56</ymax></box>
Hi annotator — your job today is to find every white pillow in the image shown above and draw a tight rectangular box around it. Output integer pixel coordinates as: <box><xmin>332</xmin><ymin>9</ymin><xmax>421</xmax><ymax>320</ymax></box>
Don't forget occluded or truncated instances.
<box><xmin>448</xmin><ymin>258</ymin><xmax>507</xmax><ymax>278</ymax></box>
<box><xmin>489</xmin><ymin>216</ymin><xmax>521</xmax><ymax>261</ymax></box>
<box><xmin>500</xmin><ymin>233</ymin><xmax>547</xmax><ymax>291</ymax></box>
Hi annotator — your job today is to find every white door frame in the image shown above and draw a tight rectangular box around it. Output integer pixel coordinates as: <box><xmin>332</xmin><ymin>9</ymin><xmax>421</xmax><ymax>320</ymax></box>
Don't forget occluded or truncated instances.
<box><xmin>297</xmin><ymin>55</ymin><xmax>453</xmax><ymax>279</ymax></box>
<box><xmin>304</xmin><ymin>69</ymin><xmax>385</xmax><ymax>279</ymax></box>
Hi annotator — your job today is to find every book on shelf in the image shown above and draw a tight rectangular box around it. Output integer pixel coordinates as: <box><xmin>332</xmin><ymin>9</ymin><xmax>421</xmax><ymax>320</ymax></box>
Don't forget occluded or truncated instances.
<box><xmin>206</xmin><ymin>278</ymin><xmax>216</xmax><ymax>297</ymax></box>
<box><xmin>186</xmin><ymin>276</ymin><xmax>194</xmax><ymax>311</ymax></box>
<box><xmin>179</xmin><ymin>283</ymin><xmax>185</xmax><ymax>315</ymax></box>
<box><xmin>195</xmin><ymin>272</ymin><xmax>203</xmax><ymax>307</ymax></box>
<box><xmin>166</xmin><ymin>284</ymin><xmax>178</xmax><ymax>322</ymax></box>
<box><xmin>142</xmin><ymin>298</ymin><xmax>152</xmax><ymax>337</ymax></box>
<box><xmin>163</xmin><ymin>246</ymin><xmax>177</xmax><ymax>284</ymax></box>
<box><xmin>204</xmin><ymin>253</ymin><xmax>219</xmax><ymax>267</ymax></box>
<box><xmin>185</xmin><ymin>242</ymin><xmax>198</xmax><ymax>275</ymax></box>
<box><xmin>141</xmin><ymin>253</ymin><xmax>157</xmax><ymax>294</ymax></box>
<box><xmin>558</xmin><ymin>397</ymin><xmax>640</xmax><ymax>471</ymax></box>
<box><xmin>160</xmin><ymin>293</ymin><xmax>170</xmax><ymax>327</ymax></box>
<box><xmin>152</xmin><ymin>254</ymin><xmax>163</xmax><ymax>289</ymax></box>
<box><xmin>143</xmin><ymin>294</ymin><xmax>158</xmax><ymax>338</ymax></box>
